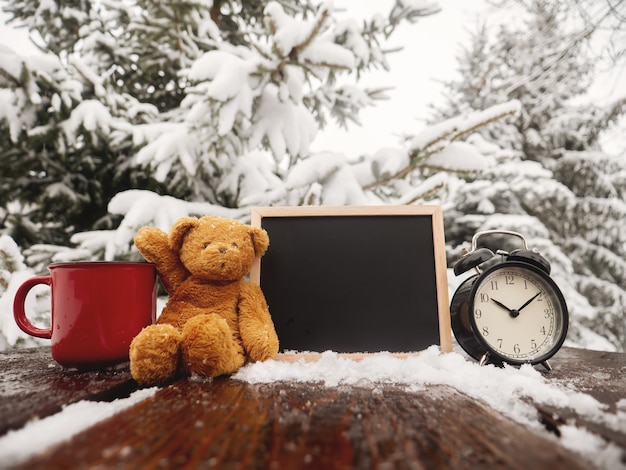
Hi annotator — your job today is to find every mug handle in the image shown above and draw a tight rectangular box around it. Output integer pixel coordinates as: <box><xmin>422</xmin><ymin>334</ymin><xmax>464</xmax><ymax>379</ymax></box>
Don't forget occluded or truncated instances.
<box><xmin>13</xmin><ymin>275</ymin><xmax>53</xmax><ymax>339</ymax></box>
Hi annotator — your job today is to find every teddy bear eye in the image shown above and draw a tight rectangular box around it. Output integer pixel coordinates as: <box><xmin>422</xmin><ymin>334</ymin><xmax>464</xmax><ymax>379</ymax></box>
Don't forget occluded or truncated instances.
<box><xmin>204</xmin><ymin>242</ymin><xmax>211</xmax><ymax>248</ymax></box>
<box><xmin>231</xmin><ymin>243</ymin><xmax>238</xmax><ymax>248</ymax></box>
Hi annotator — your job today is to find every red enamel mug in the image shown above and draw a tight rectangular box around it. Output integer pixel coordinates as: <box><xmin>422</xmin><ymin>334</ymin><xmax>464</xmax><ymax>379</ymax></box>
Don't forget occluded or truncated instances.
<box><xmin>13</xmin><ymin>262</ymin><xmax>157</xmax><ymax>369</ymax></box>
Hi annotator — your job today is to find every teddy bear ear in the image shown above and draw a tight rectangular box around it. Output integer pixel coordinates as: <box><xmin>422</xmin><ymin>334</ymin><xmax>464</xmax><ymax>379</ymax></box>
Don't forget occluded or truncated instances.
<box><xmin>249</xmin><ymin>227</ymin><xmax>269</xmax><ymax>256</ymax></box>
<box><xmin>168</xmin><ymin>217</ymin><xmax>200</xmax><ymax>252</ymax></box>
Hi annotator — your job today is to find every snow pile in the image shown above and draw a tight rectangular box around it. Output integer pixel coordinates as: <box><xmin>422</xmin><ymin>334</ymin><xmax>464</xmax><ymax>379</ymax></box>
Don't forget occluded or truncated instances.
<box><xmin>234</xmin><ymin>347</ymin><xmax>626</xmax><ymax>469</ymax></box>
<box><xmin>0</xmin><ymin>387</ymin><xmax>158</xmax><ymax>466</ymax></box>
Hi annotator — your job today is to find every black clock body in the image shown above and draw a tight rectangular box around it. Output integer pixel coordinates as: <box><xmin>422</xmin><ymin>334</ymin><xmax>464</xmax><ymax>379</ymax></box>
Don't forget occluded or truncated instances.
<box><xmin>450</xmin><ymin>232</ymin><xmax>569</xmax><ymax>367</ymax></box>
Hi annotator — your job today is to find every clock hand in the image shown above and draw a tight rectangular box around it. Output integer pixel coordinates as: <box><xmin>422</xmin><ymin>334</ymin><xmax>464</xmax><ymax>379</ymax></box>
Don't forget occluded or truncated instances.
<box><xmin>491</xmin><ymin>298</ymin><xmax>514</xmax><ymax>314</ymax></box>
<box><xmin>491</xmin><ymin>298</ymin><xmax>524</xmax><ymax>318</ymax></box>
<box><xmin>517</xmin><ymin>292</ymin><xmax>541</xmax><ymax>313</ymax></box>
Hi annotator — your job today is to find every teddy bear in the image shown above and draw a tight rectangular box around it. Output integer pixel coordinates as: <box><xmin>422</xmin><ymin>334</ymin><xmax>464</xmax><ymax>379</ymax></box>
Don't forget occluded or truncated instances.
<box><xmin>129</xmin><ymin>215</ymin><xmax>279</xmax><ymax>385</ymax></box>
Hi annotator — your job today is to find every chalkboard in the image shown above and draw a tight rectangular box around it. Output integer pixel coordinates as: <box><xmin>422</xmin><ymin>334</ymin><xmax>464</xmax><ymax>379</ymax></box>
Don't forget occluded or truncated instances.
<box><xmin>250</xmin><ymin>206</ymin><xmax>451</xmax><ymax>354</ymax></box>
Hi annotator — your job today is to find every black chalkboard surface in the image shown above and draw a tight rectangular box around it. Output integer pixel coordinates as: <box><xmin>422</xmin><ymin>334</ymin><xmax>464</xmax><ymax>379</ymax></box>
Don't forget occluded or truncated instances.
<box><xmin>250</xmin><ymin>206</ymin><xmax>451</xmax><ymax>353</ymax></box>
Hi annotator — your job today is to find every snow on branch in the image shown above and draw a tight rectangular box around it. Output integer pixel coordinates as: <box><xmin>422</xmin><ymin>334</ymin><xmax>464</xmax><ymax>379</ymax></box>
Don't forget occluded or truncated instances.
<box><xmin>184</xmin><ymin>50</ymin><xmax>255</xmax><ymax>135</ymax></box>
<box><xmin>0</xmin><ymin>235</ymin><xmax>48</xmax><ymax>348</ymax></box>
<box><xmin>264</xmin><ymin>1</ymin><xmax>354</xmax><ymax>68</ymax></box>
<box><xmin>409</xmin><ymin>100</ymin><xmax>522</xmax><ymax>155</ymax></box>
<box><xmin>388</xmin><ymin>0</ymin><xmax>441</xmax><ymax>33</ymax></box>
<box><xmin>103</xmin><ymin>190</ymin><xmax>248</xmax><ymax>257</ymax></box>
<box><xmin>365</xmin><ymin>100</ymin><xmax>521</xmax><ymax>189</ymax></box>
<box><xmin>249</xmin><ymin>84</ymin><xmax>317</xmax><ymax>160</ymax></box>
<box><xmin>396</xmin><ymin>172</ymin><xmax>448</xmax><ymax>205</ymax></box>
<box><xmin>68</xmin><ymin>56</ymin><xmax>106</xmax><ymax>98</ymax></box>
<box><xmin>61</xmin><ymin>100</ymin><xmax>113</xmax><ymax>139</ymax></box>
<box><xmin>0</xmin><ymin>235</ymin><xmax>26</xmax><ymax>292</ymax></box>
<box><xmin>134</xmin><ymin>124</ymin><xmax>200</xmax><ymax>181</ymax></box>
<box><xmin>36</xmin><ymin>190</ymin><xmax>252</xmax><ymax>263</ymax></box>
<box><xmin>217</xmin><ymin>151</ymin><xmax>284</xmax><ymax>207</ymax></box>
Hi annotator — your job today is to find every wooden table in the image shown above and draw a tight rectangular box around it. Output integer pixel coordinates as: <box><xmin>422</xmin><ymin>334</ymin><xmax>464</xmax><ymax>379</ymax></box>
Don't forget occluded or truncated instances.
<box><xmin>0</xmin><ymin>347</ymin><xmax>624</xmax><ymax>469</ymax></box>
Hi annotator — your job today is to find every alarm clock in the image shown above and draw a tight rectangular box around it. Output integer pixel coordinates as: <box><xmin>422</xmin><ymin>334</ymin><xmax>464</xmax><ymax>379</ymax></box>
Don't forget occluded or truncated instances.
<box><xmin>450</xmin><ymin>230</ymin><xmax>568</xmax><ymax>370</ymax></box>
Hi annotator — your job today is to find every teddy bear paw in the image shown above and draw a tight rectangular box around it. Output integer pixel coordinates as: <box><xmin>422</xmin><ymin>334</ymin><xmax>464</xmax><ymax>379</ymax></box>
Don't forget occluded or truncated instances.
<box><xmin>181</xmin><ymin>314</ymin><xmax>245</xmax><ymax>378</ymax></box>
<box><xmin>129</xmin><ymin>324</ymin><xmax>183</xmax><ymax>386</ymax></box>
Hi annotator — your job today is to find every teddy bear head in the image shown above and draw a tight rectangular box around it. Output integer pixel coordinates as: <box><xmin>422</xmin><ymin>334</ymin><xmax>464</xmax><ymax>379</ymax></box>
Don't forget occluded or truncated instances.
<box><xmin>169</xmin><ymin>216</ymin><xmax>269</xmax><ymax>282</ymax></box>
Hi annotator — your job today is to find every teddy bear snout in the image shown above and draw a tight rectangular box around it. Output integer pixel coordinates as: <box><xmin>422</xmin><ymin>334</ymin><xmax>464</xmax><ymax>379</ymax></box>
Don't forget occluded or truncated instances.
<box><xmin>203</xmin><ymin>242</ymin><xmax>230</xmax><ymax>254</ymax></box>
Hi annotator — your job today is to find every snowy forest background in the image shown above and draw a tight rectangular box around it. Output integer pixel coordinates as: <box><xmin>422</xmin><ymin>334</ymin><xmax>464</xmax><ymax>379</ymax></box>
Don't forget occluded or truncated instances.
<box><xmin>0</xmin><ymin>0</ymin><xmax>625</xmax><ymax>354</ymax></box>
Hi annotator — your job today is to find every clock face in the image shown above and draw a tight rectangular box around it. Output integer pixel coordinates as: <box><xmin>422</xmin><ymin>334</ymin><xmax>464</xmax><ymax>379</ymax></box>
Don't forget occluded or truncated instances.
<box><xmin>469</xmin><ymin>262</ymin><xmax>568</xmax><ymax>364</ymax></box>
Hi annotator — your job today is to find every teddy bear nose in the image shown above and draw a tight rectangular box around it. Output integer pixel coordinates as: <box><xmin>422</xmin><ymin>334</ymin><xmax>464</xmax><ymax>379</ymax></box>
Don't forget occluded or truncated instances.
<box><xmin>218</xmin><ymin>246</ymin><xmax>228</xmax><ymax>254</ymax></box>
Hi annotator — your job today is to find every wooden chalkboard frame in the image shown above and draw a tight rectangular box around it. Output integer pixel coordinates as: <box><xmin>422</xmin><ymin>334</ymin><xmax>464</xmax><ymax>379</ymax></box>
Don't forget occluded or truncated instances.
<box><xmin>250</xmin><ymin>205</ymin><xmax>452</xmax><ymax>354</ymax></box>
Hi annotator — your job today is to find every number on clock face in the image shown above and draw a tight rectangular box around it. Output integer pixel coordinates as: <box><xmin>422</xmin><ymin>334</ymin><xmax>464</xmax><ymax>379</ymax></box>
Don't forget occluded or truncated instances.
<box><xmin>471</xmin><ymin>265</ymin><xmax>564</xmax><ymax>362</ymax></box>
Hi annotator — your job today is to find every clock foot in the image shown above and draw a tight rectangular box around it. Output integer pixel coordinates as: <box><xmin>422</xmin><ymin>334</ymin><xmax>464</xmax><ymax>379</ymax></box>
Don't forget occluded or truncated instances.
<box><xmin>540</xmin><ymin>360</ymin><xmax>552</xmax><ymax>371</ymax></box>
<box><xmin>479</xmin><ymin>352</ymin><xmax>490</xmax><ymax>366</ymax></box>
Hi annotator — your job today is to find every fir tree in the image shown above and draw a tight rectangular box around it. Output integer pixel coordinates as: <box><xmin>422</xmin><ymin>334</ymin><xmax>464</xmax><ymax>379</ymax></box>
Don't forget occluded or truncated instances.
<box><xmin>433</xmin><ymin>0</ymin><xmax>626</xmax><ymax>351</ymax></box>
<box><xmin>0</xmin><ymin>0</ymin><xmax>440</xmax><ymax>249</ymax></box>
<box><xmin>0</xmin><ymin>235</ymin><xmax>49</xmax><ymax>348</ymax></box>
<box><xmin>4</xmin><ymin>1</ymin><xmax>622</xmax><ymax>352</ymax></box>
<box><xmin>432</xmin><ymin>2</ymin><xmax>624</xmax><ymax>164</ymax></box>
<box><xmin>2</xmin><ymin>0</ymin><xmax>517</xmax><ymax>266</ymax></box>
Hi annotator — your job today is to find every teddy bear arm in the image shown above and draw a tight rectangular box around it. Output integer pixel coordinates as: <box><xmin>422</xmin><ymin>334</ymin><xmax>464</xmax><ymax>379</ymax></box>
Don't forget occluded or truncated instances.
<box><xmin>134</xmin><ymin>226</ymin><xmax>189</xmax><ymax>294</ymax></box>
<box><xmin>238</xmin><ymin>282</ymin><xmax>279</xmax><ymax>362</ymax></box>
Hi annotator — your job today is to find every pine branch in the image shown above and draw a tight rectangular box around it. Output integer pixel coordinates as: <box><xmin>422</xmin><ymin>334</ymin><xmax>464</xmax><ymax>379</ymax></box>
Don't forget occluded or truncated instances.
<box><xmin>424</xmin><ymin>107</ymin><xmax>519</xmax><ymax>149</ymax></box>
<box><xmin>0</xmin><ymin>67</ymin><xmax>21</xmax><ymax>87</ymax></box>
<box><xmin>500</xmin><ymin>4</ymin><xmax>613</xmax><ymax>98</ymax></box>
<box><xmin>1</xmin><ymin>251</ymin><xmax>14</xmax><ymax>273</ymax></box>
<box><xmin>210</xmin><ymin>0</ymin><xmax>222</xmax><ymax>24</ymax></box>
<box><xmin>291</xmin><ymin>8</ymin><xmax>330</xmax><ymax>59</ymax></box>
<box><xmin>364</xmin><ymin>104</ymin><xmax>520</xmax><ymax>191</ymax></box>
<box><xmin>267</xmin><ymin>4</ymin><xmax>332</xmax><ymax>79</ymax></box>
<box><xmin>0</xmin><ymin>249</ymin><xmax>13</xmax><ymax>290</ymax></box>
<box><xmin>398</xmin><ymin>182</ymin><xmax>445</xmax><ymax>205</ymax></box>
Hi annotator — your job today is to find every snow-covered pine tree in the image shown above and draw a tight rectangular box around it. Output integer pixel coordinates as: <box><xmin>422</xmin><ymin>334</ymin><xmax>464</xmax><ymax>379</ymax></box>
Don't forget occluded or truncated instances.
<box><xmin>0</xmin><ymin>2</ymin><xmax>169</xmax><ymax>248</ymax></box>
<box><xmin>0</xmin><ymin>0</ymin><xmax>439</xmax><ymax>252</ymax></box>
<box><xmin>432</xmin><ymin>0</ymin><xmax>626</xmax><ymax>351</ymax></box>
<box><xmin>492</xmin><ymin>0</ymin><xmax>626</xmax><ymax>68</ymax></box>
<box><xmin>0</xmin><ymin>235</ymin><xmax>50</xmax><ymax>349</ymax></box>
<box><xmin>2</xmin><ymin>1</ymin><xmax>521</xmax><ymax>262</ymax></box>
<box><xmin>432</xmin><ymin>1</ymin><xmax>624</xmax><ymax>164</ymax></box>
<box><xmin>0</xmin><ymin>1</ymin><xmax>575</xmax><ymax>348</ymax></box>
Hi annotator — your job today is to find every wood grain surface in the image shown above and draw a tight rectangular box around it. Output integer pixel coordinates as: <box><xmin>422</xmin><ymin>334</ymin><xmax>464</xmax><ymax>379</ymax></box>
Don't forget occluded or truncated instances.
<box><xmin>0</xmin><ymin>347</ymin><xmax>134</xmax><ymax>436</ymax></box>
<box><xmin>2</xmin><ymin>346</ymin><xmax>624</xmax><ymax>469</ymax></box>
<box><xmin>20</xmin><ymin>381</ymin><xmax>586</xmax><ymax>469</ymax></box>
